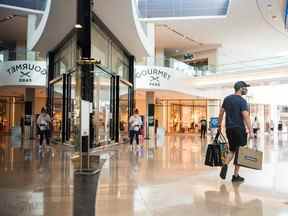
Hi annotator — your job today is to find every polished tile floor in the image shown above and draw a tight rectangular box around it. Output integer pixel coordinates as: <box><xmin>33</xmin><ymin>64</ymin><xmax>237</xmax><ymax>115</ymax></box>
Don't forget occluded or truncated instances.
<box><xmin>0</xmin><ymin>133</ymin><xmax>288</xmax><ymax>215</ymax></box>
<box><xmin>96</xmin><ymin>133</ymin><xmax>288</xmax><ymax>216</ymax></box>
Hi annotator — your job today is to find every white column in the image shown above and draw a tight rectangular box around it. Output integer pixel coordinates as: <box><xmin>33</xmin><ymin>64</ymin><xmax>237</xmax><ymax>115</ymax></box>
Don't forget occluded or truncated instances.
<box><xmin>146</xmin><ymin>91</ymin><xmax>155</xmax><ymax>140</ymax></box>
<box><xmin>26</xmin><ymin>14</ymin><xmax>37</xmax><ymax>59</ymax></box>
<box><xmin>155</xmin><ymin>48</ymin><xmax>165</xmax><ymax>67</ymax></box>
<box><xmin>146</xmin><ymin>23</ymin><xmax>155</xmax><ymax>66</ymax></box>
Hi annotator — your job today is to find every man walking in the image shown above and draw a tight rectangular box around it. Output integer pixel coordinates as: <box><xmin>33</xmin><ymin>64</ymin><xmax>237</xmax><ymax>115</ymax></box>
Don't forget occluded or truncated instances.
<box><xmin>218</xmin><ymin>81</ymin><xmax>253</xmax><ymax>183</ymax></box>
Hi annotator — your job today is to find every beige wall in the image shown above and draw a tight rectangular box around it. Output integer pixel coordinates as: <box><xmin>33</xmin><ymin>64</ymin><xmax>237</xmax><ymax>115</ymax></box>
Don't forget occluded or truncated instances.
<box><xmin>135</xmin><ymin>98</ymin><xmax>146</xmax><ymax>117</ymax></box>
<box><xmin>34</xmin><ymin>97</ymin><xmax>47</xmax><ymax>114</ymax></box>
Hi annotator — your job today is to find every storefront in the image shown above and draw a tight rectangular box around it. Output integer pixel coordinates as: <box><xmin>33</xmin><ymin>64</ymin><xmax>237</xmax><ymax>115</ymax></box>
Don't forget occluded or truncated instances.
<box><xmin>47</xmin><ymin>13</ymin><xmax>134</xmax><ymax>147</ymax></box>
<box><xmin>135</xmin><ymin>65</ymin><xmax>221</xmax><ymax>135</ymax></box>
<box><xmin>0</xmin><ymin>60</ymin><xmax>47</xmax><ymax>133</ymax></box>
<box><xmin>155</xmin><ymin>99</ymin><xmax>208</xmax><ymax>134</ymax></box>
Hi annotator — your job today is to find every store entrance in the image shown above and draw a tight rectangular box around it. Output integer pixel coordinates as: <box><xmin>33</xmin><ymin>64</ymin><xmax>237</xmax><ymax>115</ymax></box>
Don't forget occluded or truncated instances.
<box><xmin>50</xmin><ymin>78</ymin><xmax>64</xmax><ymax>143</ymax></box>
<box><xmin>0</xmin><ymin>87</ymin><xmax>47</xmax><ymax>134</ymax></box>
<box><xmin>93</xmin><ymin>67</ymin><xmax>114</xmax><ymax>147</ymax></box>
<box><xmin>0</xmin><ymin>96</ymin><xmax>24</xmax><ymax>133</ymax></box>
<box><xmin>155</xmin><ymin>99</ymin><xmax>208</xmax><ymax>134</ymax></box>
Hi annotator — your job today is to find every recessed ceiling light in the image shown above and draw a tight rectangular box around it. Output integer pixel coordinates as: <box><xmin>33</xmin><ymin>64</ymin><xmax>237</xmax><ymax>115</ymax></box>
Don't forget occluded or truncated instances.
<box><xmin>74</xmin><ymin>24</ymin><xmax>83</xmax><ymax>29</ymax></box>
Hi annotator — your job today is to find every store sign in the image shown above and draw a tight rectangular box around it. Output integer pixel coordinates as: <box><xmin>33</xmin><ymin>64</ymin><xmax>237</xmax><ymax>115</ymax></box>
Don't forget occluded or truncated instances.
<box><xmin>0</xmin><ymin>61</ymin><xmax>47</xmax><ymax>86</ymax></box>
<box><xmin>135</xmin><ymin>65</ymin><xmax>196</xmax><ymax>96</ymax></box>
<box><xmin>135</xmin><ymin>66</ymin><xmax>172</xmax><ymax>88</ymax></box>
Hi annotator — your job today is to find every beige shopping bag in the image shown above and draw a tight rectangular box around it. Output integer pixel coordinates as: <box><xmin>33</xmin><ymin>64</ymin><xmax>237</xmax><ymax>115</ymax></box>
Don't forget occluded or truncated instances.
<box><xmin>237</xmin><ymin>146</ymin><xmax>263</xmax><ymax>170</ymax></box>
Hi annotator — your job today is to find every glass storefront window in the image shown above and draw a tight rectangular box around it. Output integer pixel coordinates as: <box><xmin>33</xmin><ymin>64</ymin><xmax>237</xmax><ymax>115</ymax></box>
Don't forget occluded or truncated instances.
<box><xmin>68</xmin><ymin>71</ymin><xmax>81</xmax><ymax>148</ymax></box>
<box><xmin>52</xmin><ymin>79</ymin><xmax>63</xmax><ymax>142</ymax></box>
<box><xmin>119</xmin><ymin>82</ymin><xmax>130</xmax><ymax>143</ymax></box>
<box><xmin>91</xmin><ymin>21</ymin><xmax>130</xmax><ymax>81</ymax></box>
<box><xmin>155</xmin><ymin>99</ymin><xmax>208</xmax><ymax>134</ymax></box>
<box><xmin>91</xmin><ymin>23</ymin><xmax>110</xmax><ymax>69</ymax></box>
<box><xmin>112</xmin><ymin>45</ymin><xmax>129</xmax><ymax>80</ymax></box>
<box><xmin>93</xmin><ymin>68</ymin><xmax>112</xmax><ymax>146</ymax></box>
<box><xmin>54</xmin><ymin>36</ymin><xmax>77</xmax><ymax>78</ymax></box>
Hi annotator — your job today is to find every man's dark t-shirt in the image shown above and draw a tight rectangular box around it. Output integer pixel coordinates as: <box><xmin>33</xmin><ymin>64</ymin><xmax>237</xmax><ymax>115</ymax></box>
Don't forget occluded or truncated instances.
<box><xmin>222</xmin><ymin>94</ymin><xmax>248</xmax><ymax>130</ymax></box>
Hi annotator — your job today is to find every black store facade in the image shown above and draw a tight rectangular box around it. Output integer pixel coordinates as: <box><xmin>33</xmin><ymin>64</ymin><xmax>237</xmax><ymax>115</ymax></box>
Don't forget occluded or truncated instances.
<box><xmin>47</xmin><ymin>1</ymin><xmax>134</xmax><ymax>149</ymax></box>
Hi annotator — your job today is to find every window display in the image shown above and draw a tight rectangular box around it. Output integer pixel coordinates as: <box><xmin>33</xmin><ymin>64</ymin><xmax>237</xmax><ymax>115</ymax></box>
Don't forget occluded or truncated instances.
<box><xmin>119</xmin><ymin>82</ymin><xmax>130</xmax><ymax>143</ymax></box>
<box><xmin>51</xmin><ymin>79</ymin><xmax>63</xmax><ymax>143</ymax></box>
<box><xmin>93</xmin><ymin>68</ymin><xmax>112</xmax><ymax>146</ymax></box>
<box><xmin>155</xmin><ymin>99</ymin><xmax>208</xmax><ymax>134</ymax></box>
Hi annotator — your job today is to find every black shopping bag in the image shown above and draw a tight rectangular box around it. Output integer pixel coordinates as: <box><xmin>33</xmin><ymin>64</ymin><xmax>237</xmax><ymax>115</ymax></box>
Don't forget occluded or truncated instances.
<box><xmin>205</xmin><ymin>144</ymin><xmax>222</xmax><ymax>167</ymax></box>
<box><xmin>205</xmin><ymin>131</ymin><xmax>228</xmax><ymax>167</ymax></box>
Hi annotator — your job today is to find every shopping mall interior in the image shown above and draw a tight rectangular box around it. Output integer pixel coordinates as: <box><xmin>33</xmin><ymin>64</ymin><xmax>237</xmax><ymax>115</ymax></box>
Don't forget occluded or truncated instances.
<box><xmin>1</xmin><ymin>0</ymin><xmax>288</xmax><ymax>215</ymax></box>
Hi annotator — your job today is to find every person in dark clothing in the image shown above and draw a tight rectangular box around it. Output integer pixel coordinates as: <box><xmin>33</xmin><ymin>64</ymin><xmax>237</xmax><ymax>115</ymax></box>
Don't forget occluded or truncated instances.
<box><xmin>200</xmin><ymin>119</ymin><xmax>207</xmax><ymax>138</ymax></box>
<box><xmin>20</xmin><ymin>116</ymin><xmax>24</xmax><ymax>137</ymax></box>
<box><xmin>218</xmin><ymin>81</ymin><xmax>253</xmax><ymax>183</ymax></box>
<box><xmin>155</xmin><ymin>119</ymin><xmax>158</xmax><ymax>135</ymax></box>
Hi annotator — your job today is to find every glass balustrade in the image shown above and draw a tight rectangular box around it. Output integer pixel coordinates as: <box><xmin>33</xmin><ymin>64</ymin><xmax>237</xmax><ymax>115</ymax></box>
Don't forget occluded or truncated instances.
<box><xmin>137</xmin><ymin>54</ymin><xmax>288</xmax><ymax>78</ymax></box>
<box><xmin>0</xmin><ymin>49</ymin><xmax>43</xmax><ymax>62</ymax></box>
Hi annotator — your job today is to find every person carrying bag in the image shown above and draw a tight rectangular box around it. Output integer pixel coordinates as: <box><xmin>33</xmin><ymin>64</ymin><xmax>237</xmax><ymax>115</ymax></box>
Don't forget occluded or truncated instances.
<box><xmin>218</xmin><ymin>81</ymin><xmax>253</xmax><ymax>183</ymax></box>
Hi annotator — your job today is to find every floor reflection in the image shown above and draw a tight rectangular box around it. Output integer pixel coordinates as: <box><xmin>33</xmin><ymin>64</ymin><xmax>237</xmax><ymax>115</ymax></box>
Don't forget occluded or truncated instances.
<box><xmin>96</xmin><ymin>133</ymin><xmax>288</xmax><ymax>216</ymax></box>
<box><xmin>0</xmin><ymin>133</ymin><xmax>288</xmax><ymax>215</ymax></box>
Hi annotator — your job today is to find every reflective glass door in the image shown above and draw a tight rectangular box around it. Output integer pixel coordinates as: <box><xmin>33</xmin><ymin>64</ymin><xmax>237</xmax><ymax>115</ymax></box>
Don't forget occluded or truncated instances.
<box><xmin>51</xmin><ymin>79</ymin><xmax>64</xmax><ymax>143</ymax></box>
<box><xmin>93</xmin><ymin>68</ymin><xmax>112</xmax><ymax>146</ymax></box>
<box><xmin>119</xmin><ymin>82</ymin><xmax>129</xmax><ymax>143</ymax></box>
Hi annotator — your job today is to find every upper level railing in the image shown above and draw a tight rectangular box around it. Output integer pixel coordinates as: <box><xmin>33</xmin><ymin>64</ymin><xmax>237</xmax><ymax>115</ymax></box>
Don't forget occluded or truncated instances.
<box><xmin>0</xmin><ymin>49</ymin><xmax>44</xmax><ymax>62</ymax></box>
<box><xmin>0</xmin><ymin>0</ymin><xmax>47</xmax><ymax>11</ymax></box>
<box><xmin>138</xmin><ymin>54</ymin><xmax>288</xmax><ymax>78</ymax></box>
<box><xmin>137</xmin><ymin>0</ymin><xmax>230</xmax><ymax>19</ymax></box>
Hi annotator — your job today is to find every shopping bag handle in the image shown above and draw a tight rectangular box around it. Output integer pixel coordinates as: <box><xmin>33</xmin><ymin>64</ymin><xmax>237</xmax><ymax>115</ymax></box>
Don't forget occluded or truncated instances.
<box><xmin>246</xmin><ymin>139</ymin><xmax>258</xmax><ymax>151</ymax></box>
<box><xmin>214</xmin><ymin>130</ymin><xmax>227</xmax><ymax>143</ymax></box>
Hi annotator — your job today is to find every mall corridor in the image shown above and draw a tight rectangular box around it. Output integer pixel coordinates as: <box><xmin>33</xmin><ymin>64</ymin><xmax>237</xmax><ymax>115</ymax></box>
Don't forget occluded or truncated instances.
<box><xmin>0</xmin><ymin>133</ymin><xmax>288</xmax><ymax>215</ymax></box>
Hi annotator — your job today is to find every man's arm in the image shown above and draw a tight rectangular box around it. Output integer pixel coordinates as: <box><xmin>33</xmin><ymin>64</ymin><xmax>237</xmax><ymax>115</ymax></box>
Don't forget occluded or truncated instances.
<box><xmin>242</xmin><ymin>111</ymin><xmax>253</xmax><ymax>137</ymax></box>
<box><xmin>218</xmin><ymin>108</ymin><xmax>225</xmax><ymax>130</ymax></box>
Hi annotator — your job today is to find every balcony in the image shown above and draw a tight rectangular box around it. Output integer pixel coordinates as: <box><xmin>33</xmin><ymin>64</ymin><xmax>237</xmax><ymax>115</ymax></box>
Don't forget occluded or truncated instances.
<box><xmin>0</xmin><ymin>49</ymin><xmax>43</xmax><ymax>62</ymax></box>
<box><xmin>138</xmin><ymin>54</ymin><xmax>288</xmax><ymax>78</ymax></box>
<box><xmin>138</xmin><ymin>57</ymin><xmax>213</xmax><ymax>77</ymax></box>
<box><xmin>0</xmin><ymin>0</ymin><xmax>47</xmax><ymax>11</ymax></box>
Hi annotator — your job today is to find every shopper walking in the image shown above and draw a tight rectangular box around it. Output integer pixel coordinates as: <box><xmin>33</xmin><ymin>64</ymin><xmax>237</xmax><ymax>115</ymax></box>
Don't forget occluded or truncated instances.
<box><xmin>129</xmin><ymin>109</ymin><xmax>142</xmax><ymax>149</ymax></box>
<box><xmin>218</xmin><ymin>81</ymin><xmax>253</xmax><ymax>183</ymax></box>
<box><xmin>200</xmin><ymin>118</ymin><xmax>207</xmax><ymax>139</ymax></box>
<box><xmin>252</xmin><ymin>117</ymin><xmax>260</xmax><ymax>138</ymax></box>
<box><xmin>37</xmin><ymin>107</ymin><xmax>51</xmax><ymax>147</ymax></box>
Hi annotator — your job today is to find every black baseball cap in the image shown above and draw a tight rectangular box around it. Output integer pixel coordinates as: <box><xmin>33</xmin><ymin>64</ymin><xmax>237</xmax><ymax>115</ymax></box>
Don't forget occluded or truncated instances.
<box><xmin>234</xmin><ymin>81</ymin><xmax>250</xmax><ymax>91</ymax></box>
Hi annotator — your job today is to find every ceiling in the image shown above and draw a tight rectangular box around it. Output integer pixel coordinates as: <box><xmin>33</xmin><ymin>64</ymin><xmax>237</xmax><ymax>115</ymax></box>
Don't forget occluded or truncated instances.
<box><xmin>0</xmin><ymin>8</ymin><xmax>27</xmax><ymax>45</ymax></box>
<box><xmin>152</xmin><ymin>0</ymin><xmax>288</xmax><ymax>65</ymax></box>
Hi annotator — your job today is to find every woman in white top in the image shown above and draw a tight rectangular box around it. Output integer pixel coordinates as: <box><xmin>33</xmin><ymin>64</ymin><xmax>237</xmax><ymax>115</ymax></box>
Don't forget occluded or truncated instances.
<box><xmin>37</xmin><ymin>107</ymin><xmax>51</xmax><ymax>146</ymax></box>
<box><xmin>129</xmin><ymin>109</ymin><xmax>142</xmax><ymax>146</ymax></box>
